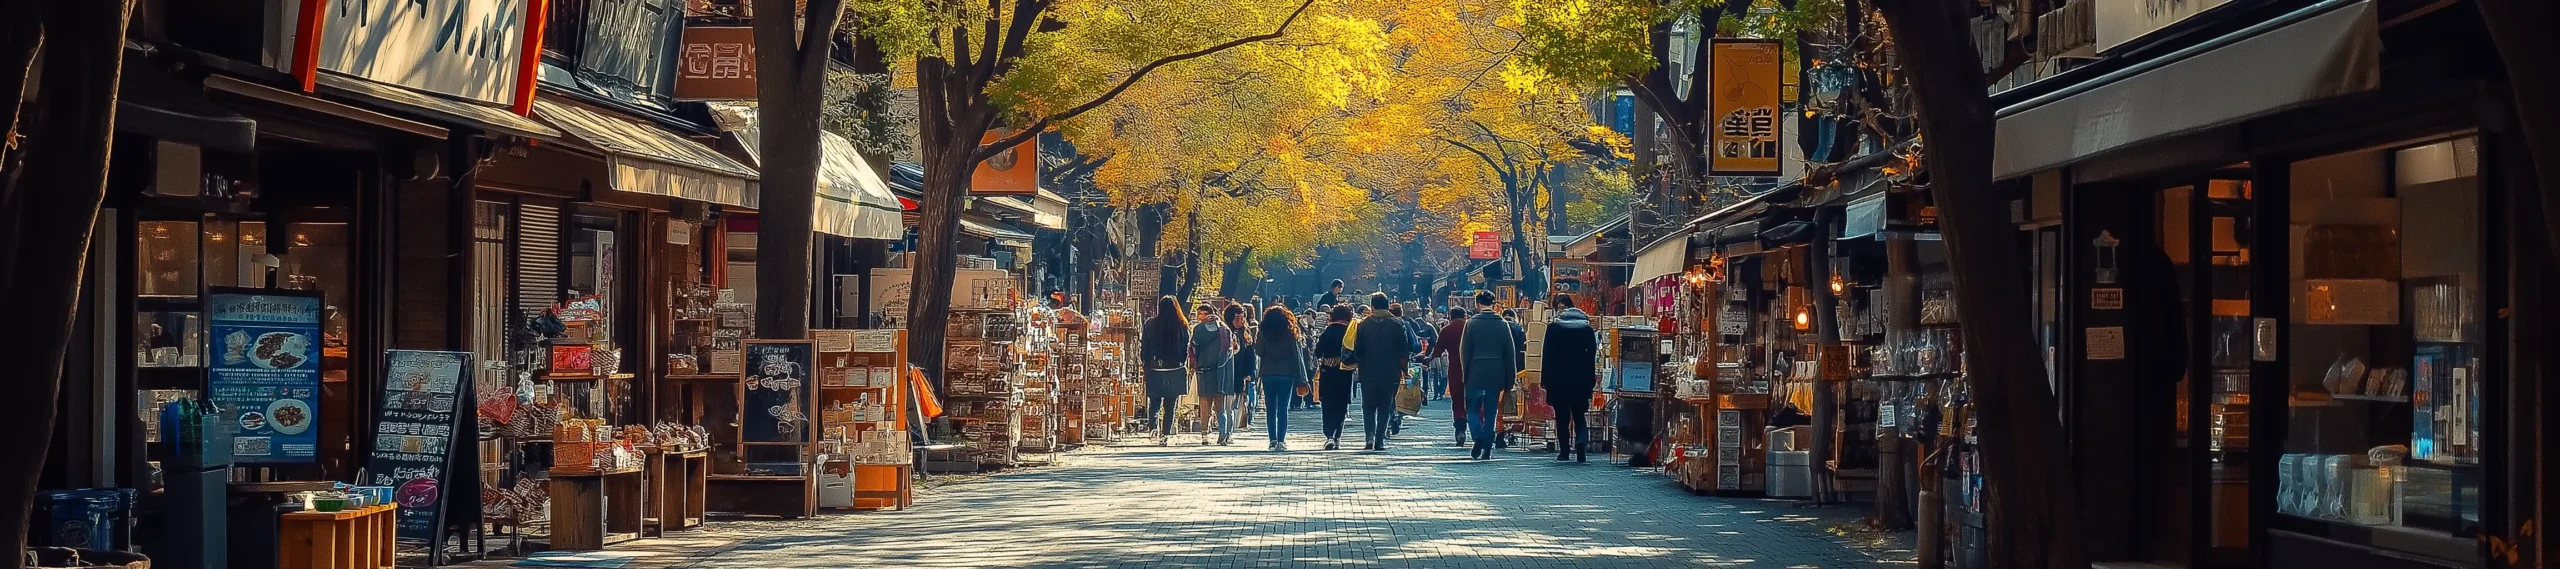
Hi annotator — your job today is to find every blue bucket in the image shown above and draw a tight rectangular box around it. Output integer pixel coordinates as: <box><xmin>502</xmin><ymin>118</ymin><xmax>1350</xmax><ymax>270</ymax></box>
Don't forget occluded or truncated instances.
<box><xmin>35</xmin><ymin>490</ymin><xmax>120</xmax><ymax>552</ymax></box>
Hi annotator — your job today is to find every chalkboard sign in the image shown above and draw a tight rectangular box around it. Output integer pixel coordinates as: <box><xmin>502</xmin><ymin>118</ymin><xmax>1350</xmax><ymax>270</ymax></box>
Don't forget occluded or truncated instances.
<box><xmin>740</xmin><ymin>340</ymin><xmax>815</xmax><ymax>443</ymax></box>
<box><xmin>360</xmin><ymin>349</ymin><xmax>473</xmax><ymax>546</ymax></box>
<box><xmin>205</xmin><ymin>288</ymin><xmax>324</xmax><ymax>463</ymax></box>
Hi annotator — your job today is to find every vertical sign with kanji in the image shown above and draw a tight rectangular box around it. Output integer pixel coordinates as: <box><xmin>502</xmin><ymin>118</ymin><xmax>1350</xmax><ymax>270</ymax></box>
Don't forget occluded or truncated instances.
<box><xmin>1709</xmin><ymin>39</ymin><xmax>1784</xmax><ymax>177</ymax></box>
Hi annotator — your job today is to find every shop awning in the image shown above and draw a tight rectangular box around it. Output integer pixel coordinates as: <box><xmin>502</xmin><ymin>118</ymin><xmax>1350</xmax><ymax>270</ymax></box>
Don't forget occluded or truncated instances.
<box><xmin>1026</xmin><ymin>189</ymin><xmax>1070</xmax><ymax>231</ymax></box>
<box><xmin>1630</xmin><ymin>236</ymin><xmax>1689</xmax><ymax>285</ymax></box>
<box><xmin>535</xmin><ymin>97</ymin><xmax>758</xmax><ymax>208</ymax></box>
<box><xmin>1992</xmin><ymin>0</ymin><xmax>2378</xmax><ymax>179</ymax></box>
<box><xmin>961</xmin><ymin>218</ymin><xmax>1035</xmax><ymax>247</ymax></box>
<box><xmin>815</xmin><ymin>132</ymin><xmax>906</xmax><ymax>240</ymax></box>
<box><xmin>320</xmin><ymin>74</ymin><xmax>560</xmax><ymax>141</ymax></box>
<box><xmin>118</xmin><ymin>64</ymin><xmax>256</xmax><ymax>152</ymax></box>
<box><xmin>1840</xmin><ymin>193</ymin><xmax>1887</xmax><ymax>240</ymax></box>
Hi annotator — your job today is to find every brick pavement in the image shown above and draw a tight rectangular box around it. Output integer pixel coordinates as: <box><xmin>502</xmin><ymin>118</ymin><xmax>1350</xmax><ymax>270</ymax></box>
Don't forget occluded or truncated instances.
<box><xmin>475</xmin><ymin>399</ymin><xmax>1912</xmax><ymax>568</ymax></box>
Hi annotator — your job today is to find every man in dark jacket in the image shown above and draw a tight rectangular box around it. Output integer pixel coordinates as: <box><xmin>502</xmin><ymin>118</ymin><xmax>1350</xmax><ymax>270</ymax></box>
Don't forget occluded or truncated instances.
<box><xmin>1501</xmin><ymin>309</ymin><xmax>1528</xmax><ymax>370</ymax></box>
<box><xmin>1427</xmin><ymin>308</ymin><xmax>1470</xmax><ymax>446</ymax></box>
<box><xmin>1541</xmin><ymin>294</ymin><xmax>1600</xmax><ymax>462</ymax></box>
<box><xmin>1345</xmin><ymin>292</ymin><xmax>1412</xmax><ymax>450</ymax></box>
<box><xmin>1460</xmin><ymin>291</ymin><xmax>1521</xmax><ymax>460</ymax></box>
<box><xmin>1315</xmin><ymin>279</ymin><xmax>1346</xmax><ymax>310</ymax></box>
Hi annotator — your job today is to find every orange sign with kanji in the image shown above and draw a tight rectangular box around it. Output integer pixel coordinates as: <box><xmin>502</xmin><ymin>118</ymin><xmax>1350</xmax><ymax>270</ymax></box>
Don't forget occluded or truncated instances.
<box><xmin>675</xmin><ymin>27</ymin><xmax>757</xmax><ymax>100</ymax></box>
<box><xmin>1709</xmin><ymin>39</ymin><xmax>1783</xmax><ymax>177</ymax></box>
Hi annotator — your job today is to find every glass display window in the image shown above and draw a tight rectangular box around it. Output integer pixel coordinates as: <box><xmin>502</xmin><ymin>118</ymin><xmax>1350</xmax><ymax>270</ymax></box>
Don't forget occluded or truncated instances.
<box><xmin>2281</xmin><ymin>136</ymin><xmax>2483</xmax><ymax>553</ymax></box>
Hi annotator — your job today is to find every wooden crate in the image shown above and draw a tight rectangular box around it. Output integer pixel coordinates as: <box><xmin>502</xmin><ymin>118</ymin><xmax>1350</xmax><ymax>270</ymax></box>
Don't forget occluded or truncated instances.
<box><xmin>278</xmin><ymin>503</ymin><xmax>396</xmax><ymax>569</ymax></box>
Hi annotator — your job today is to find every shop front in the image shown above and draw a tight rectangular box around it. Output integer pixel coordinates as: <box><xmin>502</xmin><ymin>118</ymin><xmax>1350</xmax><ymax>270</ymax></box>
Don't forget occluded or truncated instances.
<box><xmin>1996</xmin><ymin>1</ymin><xmax>2538</xmax><ymax>566</ymax></box>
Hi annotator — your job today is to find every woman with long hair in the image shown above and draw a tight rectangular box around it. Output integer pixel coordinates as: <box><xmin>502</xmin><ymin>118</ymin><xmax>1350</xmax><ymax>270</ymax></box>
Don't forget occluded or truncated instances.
<box><xmin>1255</xmin><ymin>305</ymin><xmax>1312</xmax><ymax>451</ymax></box>
<box><xmin>1313</xmin><ymin>304</ymin><xmax>1356</xmax><ymax>449</ymax></box>
<box><xmin>1139</xmin><ymin>296</ymin><xmax>1192</xmax><ymax>445</ymax></box>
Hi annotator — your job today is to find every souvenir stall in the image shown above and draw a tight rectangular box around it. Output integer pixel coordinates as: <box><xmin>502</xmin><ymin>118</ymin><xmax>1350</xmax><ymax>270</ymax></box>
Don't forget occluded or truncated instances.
<box><xmin>919</xmin><ymin>263</ymin><xmax>1030</xmax><ymax>471</ymax></box>
<box><xmin>814</xmin><ymin>329</ymin><xmax>914</xmax><ymax>511</ymax></box>
<box><xmin>1086</xmin><ymin>307</ymin><xmax>1142</xmax><ymax>439</ymax></box>
<box><xmin>1016</xmin><ymin>310</ymin><xmax>1063</xmax><ymax>458</ymax></box>
<box><xmin>1050</xmin><ymin>310</ymin><xmax>1095</xmax><ymax>446</ymax></box>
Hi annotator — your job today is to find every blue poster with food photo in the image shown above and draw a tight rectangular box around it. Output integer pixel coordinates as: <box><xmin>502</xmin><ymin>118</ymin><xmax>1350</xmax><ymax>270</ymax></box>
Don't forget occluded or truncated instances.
<box><xmin>206</xmin><ymin>288</ymin><xmax>324</xmax><ymax>463</ymax></box>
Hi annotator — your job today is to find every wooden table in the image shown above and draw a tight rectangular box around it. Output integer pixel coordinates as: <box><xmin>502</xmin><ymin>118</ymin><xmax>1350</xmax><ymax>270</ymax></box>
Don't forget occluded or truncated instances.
<box><xmin>549</xmin><ymin>468</ymin><xmax>647</xmax><ymax>550</ymax></box>
<box><xmin>852</xmin><ymin>464</ymin><xmax>913</xmax><ymax>511</ymax></box>
<box><xmin>649</xmin><ymin>450</ymin><xmax>710</xmax><ymax>533</ymax></box>
<box><xmin>706</xmin><ymin>474</ymin><xmax>815</xmax><ymax>519</ymax></box>
<box><xmin>278</xmin><ymin>503</ymin><xmax>397</xmax><ymax>569</ymax></box>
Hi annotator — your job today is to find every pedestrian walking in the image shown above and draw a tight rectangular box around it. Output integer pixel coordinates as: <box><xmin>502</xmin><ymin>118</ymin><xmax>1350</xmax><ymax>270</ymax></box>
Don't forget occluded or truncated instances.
<box><xmin>1313</xmin><ymin>304</ymin><xmax>1355</xmax><ymax>449</ymax></box>
<box><xmin>1541</xmin><ymin>294</ymin><xmax>1600</xmax><ymax>462</ymax></box>
<box><xmin>1315</xmin><ymin>279</ymin><xmax>1345</xmax><ymax>310</ymax></box>
<box><xmin>1427</xmin><ymin>307</ymin><xmax>1469</xmax><ymax>446</ymax></box>
<box><xmin>1190</xmin><ymin>304</ymin><xmax>1240</xmax><ymax>446</ymax></box>
<box><xmin>1226</xmin><ymin>304</ymin><xmax>1259</xmax><ymax>431</ymax></box>
<box><xmin>1345</xmin><ymin>293</ymin><xmax>1413</xmax><ymax>450</ymax></box>
<box><xmin>1256</xmin><ymin>305</ymin><xmax>1311</xmax><ymax>451</ymax></box>
<box><xmin>1140</xmin><ymin>296</ymin><xmax>1192</xmax><ymax>446</ymax></box>
<box><xmin>1460</xmin><ymin>291</ymin><xmax>1521</xmax><ymax>460</ymax></box>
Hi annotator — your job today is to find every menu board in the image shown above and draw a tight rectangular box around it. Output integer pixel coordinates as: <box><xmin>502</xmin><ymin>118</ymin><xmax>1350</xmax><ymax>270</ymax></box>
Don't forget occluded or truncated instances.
<box><xmin>360</xmin><ymin>350</ymin><xmax>472</xmax><ymax>544</ymax></box>
<box><xmin>741</xmin><ymin>340</ymin><xmax>815</xmax><ymax>443</ymax></box>
<box><xmin>205</xmin><ymin>288</ymin><xmax>324</xmax><ymax>463</ymax></box>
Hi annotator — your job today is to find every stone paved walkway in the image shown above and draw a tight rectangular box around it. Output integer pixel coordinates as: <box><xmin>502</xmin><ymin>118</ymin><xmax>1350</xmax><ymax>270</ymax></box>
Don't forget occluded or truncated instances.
<box><xmin>476</xmin><ymin>398</ymin><xmax>1912</xmax><ymax>568</ymax></box>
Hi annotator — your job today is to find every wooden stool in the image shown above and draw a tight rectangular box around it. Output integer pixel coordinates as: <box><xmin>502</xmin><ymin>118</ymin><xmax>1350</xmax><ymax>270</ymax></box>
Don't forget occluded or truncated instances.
<box><xmin>278</xmin><ymin>503</ymin><xmax>397</xmax><ymax>569</ymax></box>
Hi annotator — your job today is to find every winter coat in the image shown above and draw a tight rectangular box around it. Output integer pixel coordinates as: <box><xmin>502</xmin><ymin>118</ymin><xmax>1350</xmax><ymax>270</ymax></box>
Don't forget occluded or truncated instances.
<box><xmin>1507</xmin><ymin>319</ymin><xmax>1527</xmax><ymax>370</ymax></box>
<box><xmin>1431</xmin><ymin>319</ymin><xmax>1467</xmax><ymax>397</ymax></box>
<box><xmin>1346</xmin><ymin>316</ymin><xmax>1413</xmax><ymax>386</ymax></box>
<box><xmin>1461</xmin><ymin>312</ymin><xmax>1520</xmax><ymax>392</ymax></box>
<box><xmin>1142</xmin><ymin>315</ymin><xmax>1192</xmax><ymax>398</ymax></box>
<box><xmin>1191</xmin><ymin>321</ymin><xmax>1239</xmax><ymax>396</ymax></box>
<box><xmin>1233</xmin><ymin>330</ymin><xmax>1259</xmax><ymax>391</ymax></box>
<box><xmin>1540</xmin><ymin>308</ymin><xmax>1601</xmax><ymax>404</ymax></box>
<box><xmin>1315</xmin><ymin>322</ymin><xmax>1352</xmax><ymax>387</ymax></box>
<box><xmin>1257</xmin><ymin>326</ymin><xmax>1312</xmax><ymax>381</ymax></box>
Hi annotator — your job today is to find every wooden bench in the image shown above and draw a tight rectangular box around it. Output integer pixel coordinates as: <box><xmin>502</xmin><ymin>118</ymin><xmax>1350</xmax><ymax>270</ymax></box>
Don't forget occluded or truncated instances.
<box><xmin>278</xmin><ymin>503</ymin><xmax>397</xmax><ymax>569</ymax></box>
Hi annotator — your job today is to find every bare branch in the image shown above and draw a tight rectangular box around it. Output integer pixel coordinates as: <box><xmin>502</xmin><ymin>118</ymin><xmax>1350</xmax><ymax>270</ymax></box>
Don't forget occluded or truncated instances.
<box><xmin>976</xmin><ymin>0</ymin><xmax>1322</xmax><ymax>162</ymax></box>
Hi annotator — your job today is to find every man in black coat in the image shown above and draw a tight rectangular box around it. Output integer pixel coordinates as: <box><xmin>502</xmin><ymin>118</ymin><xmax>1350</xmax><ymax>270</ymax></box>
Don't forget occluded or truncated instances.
<box><xmin>1540</xmin><ymin>294</ymin><xmax>1600</xmax><ymax>462</ymax></box>
<box><xmin>1345</xmin><ymin>292</ymin><xmax>1413</xmax><ymax>450</ymax></box>
<box><xmin>1460</xmin><ymin>291</ymin><xmax>1521</xmax><ymax>460</ymax></box>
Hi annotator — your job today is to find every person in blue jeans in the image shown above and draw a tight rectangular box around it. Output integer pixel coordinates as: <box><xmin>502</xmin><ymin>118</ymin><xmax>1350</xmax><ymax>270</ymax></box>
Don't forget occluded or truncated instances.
<box><xmin>1254</xmin><ymin>305</ymin><xmax>1312</xmax><ymax>450</ymax></box>
<box><xmin>1190</xmin><ymin>304</ymin><xmax>1239</xmax><ymax>445</ymax></box>
<box><xmin>1140</xmin><ymin>296</ymin><xmax>1193</xmax><ymax>445</ymax></box>
<box><xmin>1458</xmin><ymin>290</ymin><xmax>1520</xmax><ymax>460</ymax></box>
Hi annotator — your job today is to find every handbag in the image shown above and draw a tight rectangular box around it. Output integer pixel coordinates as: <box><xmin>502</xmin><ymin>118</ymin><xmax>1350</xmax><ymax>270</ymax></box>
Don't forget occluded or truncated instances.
<box><xmin>1395</xmin><ymin>366</ymin><xmax>1424</xmax><ymax>414</ymax></box>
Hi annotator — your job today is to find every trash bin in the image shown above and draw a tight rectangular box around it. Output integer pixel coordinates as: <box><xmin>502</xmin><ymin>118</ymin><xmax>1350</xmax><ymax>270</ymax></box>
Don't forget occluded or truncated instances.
<box><xmin>35</xmin><ymin>490</ymin><xmax>123</xmax><ymax>552</ymax></box>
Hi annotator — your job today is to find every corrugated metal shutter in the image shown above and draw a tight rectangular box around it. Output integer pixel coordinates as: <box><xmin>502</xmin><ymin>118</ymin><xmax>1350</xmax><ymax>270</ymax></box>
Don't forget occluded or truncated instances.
<box><xmin>517</xmin><ymin>202</ymin><xmax>563</xmax><ymax>316</ymax></box>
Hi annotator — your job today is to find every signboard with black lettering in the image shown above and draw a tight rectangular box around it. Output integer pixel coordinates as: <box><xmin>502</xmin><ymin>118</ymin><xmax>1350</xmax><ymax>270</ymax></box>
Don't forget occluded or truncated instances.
<box><xmin>740</xmin><ymin>340</ymin><xmax>815</xmax><ymax>444</ymax></box>
<box><xmin>360</xmin><ymin>349</ymin><xmax>473</xmax><ymax>546</ymax></box>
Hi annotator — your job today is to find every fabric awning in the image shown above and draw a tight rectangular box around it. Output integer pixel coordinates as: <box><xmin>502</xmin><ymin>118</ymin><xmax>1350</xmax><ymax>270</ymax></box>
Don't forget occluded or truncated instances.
<box><xmin>535</xmin><ymin>97</ymin><xmax>758</xmax><ymax>208</ymax></box>
<box><xmin>1630</xmin><ymin>236</ymin><xmax>1690</xmax><ymax>285</ymax></box>
<box><xmin>1840</xmin><ymin>193</ymin><xmax>1887</xmax><ymax>240</ymax></box>
<box><xmin>1026</xmin><ymin>189</ymin><xmax>1070</xmax><ymax>230</ymax></box>
<box><xmin>961</xmin><ymin>218</ymin><xmax>1035</xmax><ymax>247</ymax></box>
<box><xmin>320</xmin><ymin>74</ymin><xmax>560</xmax><ymax>141</ymax></box>
<box><xmin>118</xmin><ymin>64</ymin><xmax>256</xmax><ymax>152</ymax></box>
<box><xmin>815</xmin><ymin>132</ymin><xmax>905</xmax><ymax>240</ymax></box>
<box><xmin>1992</xmin><ymin>0</ymin><xmax>2377</xmax><ymax>179</ymax></box>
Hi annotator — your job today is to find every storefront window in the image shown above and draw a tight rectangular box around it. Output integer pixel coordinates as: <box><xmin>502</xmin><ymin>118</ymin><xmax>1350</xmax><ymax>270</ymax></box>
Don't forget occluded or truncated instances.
<box><xmin>2282</xmin><ymin>137</ymin><xmax>2483</xmax><ymax>549</ymax></box>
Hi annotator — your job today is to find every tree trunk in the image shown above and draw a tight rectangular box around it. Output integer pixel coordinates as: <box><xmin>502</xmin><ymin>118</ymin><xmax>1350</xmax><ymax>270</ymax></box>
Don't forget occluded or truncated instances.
<box><xmin>0</xmin><ymin>2</ymin><xmax>130</xmax><ymax>565</ymax></box>
<box><xmin>905</xmin><ymin>135</ymin><xmax>975</xmax><ymax>386</ymax></box>
<box><xmin>2474</xmin><ymin>2</ymin><xmax>2560</xmax><ymax>563</ymax></box>
<box><xmin>748</xmin><ymin>0</ymin><xmax>842</xmax><ymax>339</ymax></box>
<box><xmin>1871</xmin><ymin>0</ymin><xmax>2085</xmax><ymax>567</ymax></box>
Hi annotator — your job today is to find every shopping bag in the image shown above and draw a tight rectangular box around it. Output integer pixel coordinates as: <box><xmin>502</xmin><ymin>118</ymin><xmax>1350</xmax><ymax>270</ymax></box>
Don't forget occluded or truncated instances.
<box><xmin>1396</xmin><ymin>384</ymin><xmax>1425</xmax><ymax>415</ymax></box>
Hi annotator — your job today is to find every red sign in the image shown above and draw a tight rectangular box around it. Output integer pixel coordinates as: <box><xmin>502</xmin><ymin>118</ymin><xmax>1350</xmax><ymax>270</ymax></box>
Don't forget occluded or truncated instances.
<box><xmin>1468</xmin><ymin>231</ymin><xmax>1501</xmax><ymax>260</ymax></box>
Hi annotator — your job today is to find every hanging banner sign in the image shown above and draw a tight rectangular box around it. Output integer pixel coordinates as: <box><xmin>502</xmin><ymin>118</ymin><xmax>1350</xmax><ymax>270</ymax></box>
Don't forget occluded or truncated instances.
<box><xmin>1709</xmin><ymin>39</ymin><xmax>1785</xmax><ymax>177</ymax></box>
<box><xmin>1469</xmin><ymin>231</ymin><xmax>1501</xmax><ymax>260</ymax></box>
<box><xmin>971</xmin><ymin>129</ymin><xmax>1040</xmax><ymax>195</ymax></box>
<box><xmin>206</xmin><ymin>288</ymin><xmax>324</xmax><ymax>463</ymax></box>
<box><xmin>674</xmin><ymin>26</ymin><xmax>758</xmax><ymax>100</ymax></box>
<box><xmin>301</xmin><ymin>0</ymin><xmax>532</xmax><ymax>105</ymax></box>
<box><xmin>362</xmin><ymin>350</ymin><xmax>473</xmax><ymax>545</ymax></box>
